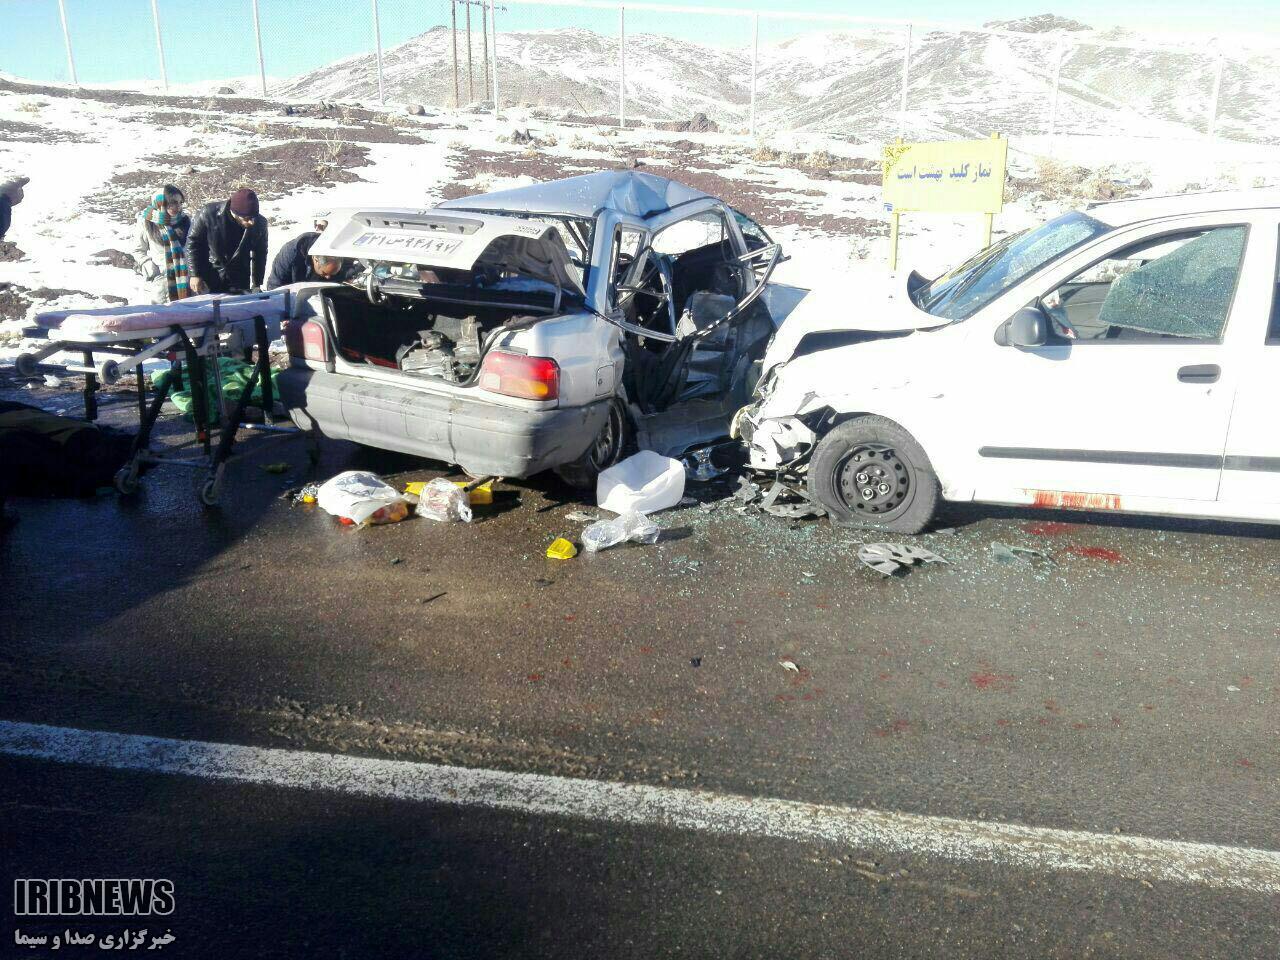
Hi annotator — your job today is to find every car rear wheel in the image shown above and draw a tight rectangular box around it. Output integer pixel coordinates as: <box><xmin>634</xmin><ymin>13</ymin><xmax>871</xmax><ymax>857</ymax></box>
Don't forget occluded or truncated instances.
<box><xmin>554</xmin><ymin>399</ymin><xmax>628</xmax><ymax>491</ymax></box>
<box><xmin>807</xmin><ymin>415</ymin><xmax>939</xmax><ymax>534</ymax></box>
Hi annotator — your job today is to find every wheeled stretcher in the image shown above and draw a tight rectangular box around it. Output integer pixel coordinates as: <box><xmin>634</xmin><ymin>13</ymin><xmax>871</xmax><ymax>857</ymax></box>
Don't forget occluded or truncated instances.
<box><xmin>17</xmin><ymin>291</ymin><xmax>313</xmax><ymax>506</ymax></box>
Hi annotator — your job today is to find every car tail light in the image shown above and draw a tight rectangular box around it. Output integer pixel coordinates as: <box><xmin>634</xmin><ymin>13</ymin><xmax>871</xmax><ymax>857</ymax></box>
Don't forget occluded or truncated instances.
<box><xmin>295</xmin><ymin>319</ymin><xmax>329</xmax><ymax>363</ymax></box>
<box><xmin>478</xmin><ymin>352</ymin><xmax>559</xmax><ymax>401</ymax></box>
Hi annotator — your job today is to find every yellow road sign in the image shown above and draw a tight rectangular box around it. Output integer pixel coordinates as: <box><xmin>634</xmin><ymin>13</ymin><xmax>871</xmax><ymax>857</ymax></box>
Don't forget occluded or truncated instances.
<box><xmin>883</xmin><ymin>136</ymin><xmax>1008</xmax><ymax>215</ymax></box>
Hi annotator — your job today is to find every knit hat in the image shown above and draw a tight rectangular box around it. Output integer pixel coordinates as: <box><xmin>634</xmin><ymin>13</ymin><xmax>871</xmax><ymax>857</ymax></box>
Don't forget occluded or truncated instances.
<box><xmin>228</xmin><ymin>188</ymin><xmax>259</xmax><ymax>218</ymax></box>
<box><xmin>0</xmin><ymin>175</ymin><xmax>30</xmax><ymax>205</ymax></box>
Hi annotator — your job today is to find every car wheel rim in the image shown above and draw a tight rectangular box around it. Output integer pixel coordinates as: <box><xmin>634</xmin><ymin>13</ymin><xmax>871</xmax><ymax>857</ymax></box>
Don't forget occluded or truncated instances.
<box><xmin>589</xmin><ymin>404</ymin><xmax>623</xmax><ymax>470</ymax></box>
<box><xmin>836</xmin><ymin>443</ymin><xmax>911</xmax><ymax>517</ymax></box>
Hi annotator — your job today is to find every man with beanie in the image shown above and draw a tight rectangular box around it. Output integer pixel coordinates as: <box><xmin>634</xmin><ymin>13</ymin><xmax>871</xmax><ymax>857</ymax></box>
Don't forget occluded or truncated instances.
<box><xmin>0</xmin><ymin>175</ymin><xmax>30</xmax><ymax>243</ymax></box>
<box><xmin>187</xmin><ymin>188</ymin><xmax>269</xmax><ymax>294</ymax></box>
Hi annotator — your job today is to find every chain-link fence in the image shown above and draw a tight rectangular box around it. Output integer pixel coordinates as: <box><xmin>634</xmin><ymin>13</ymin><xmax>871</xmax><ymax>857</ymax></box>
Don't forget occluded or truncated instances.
<box><xmin>5</xmin><ymin>0</ymin><xmax>1279</xmax><ymax>147</ymax></box>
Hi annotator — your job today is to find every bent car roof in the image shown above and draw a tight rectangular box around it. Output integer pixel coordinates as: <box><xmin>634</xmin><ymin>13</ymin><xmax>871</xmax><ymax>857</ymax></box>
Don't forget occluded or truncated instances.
<box><xmin>438</xmin><ymin>171</ymin><xmax>715</xmax><ymax>220</ymax></box>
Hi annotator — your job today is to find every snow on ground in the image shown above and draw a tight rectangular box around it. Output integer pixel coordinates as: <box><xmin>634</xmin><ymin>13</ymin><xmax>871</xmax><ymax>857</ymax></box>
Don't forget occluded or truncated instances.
<box><xmin>2</xmin><ymin>75</ymin><xmax>1278</xmax><ymax>365</ymax></box>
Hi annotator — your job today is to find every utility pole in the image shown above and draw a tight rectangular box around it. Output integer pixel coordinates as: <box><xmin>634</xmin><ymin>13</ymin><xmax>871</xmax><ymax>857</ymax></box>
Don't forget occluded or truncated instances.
<box><xmin>56</xmin><ymin>0</ymin><xmax>78</xmax><ymax>87</ymax></box>
<box><xmin>465</xmin><ymin>1</ymin><xmax>474</xmax><ymax>104</ymax></box>
<box><xmin>749</xmin><ymin>13</ymin><xmax>758</xmax><ymax>138</ymax></box>
<box><xmin>251</xmin><ymin>0</ymin><xmax>268</xmax><ymax>97</ymax></box>
<box><xmin>618</xmin><ymin>6</ymin><xmax>626</xmax><ymax>129</ymax></box>
<box><xmin>490</xmin><ymin>0</ymin><xmax>500</xmax><ymax>118</ymax></box>
<box><xmin>371</xmin><ymin>0</ymin><xmax>385</xmax><ymax>105</ymax></box>
<box><xmin>149</xmin><ymin>0</ymin><xmax>169</xmax><ymax>92</ymax></box>
<box><xmin>451</xmin><ymin>1</ymin><xmax>460</xmax><ymax>108</ymax></box>
<box><xmin>481</xmin><ymin>1</ymin><xmax>490</xmax><ymax>102</ymax></box>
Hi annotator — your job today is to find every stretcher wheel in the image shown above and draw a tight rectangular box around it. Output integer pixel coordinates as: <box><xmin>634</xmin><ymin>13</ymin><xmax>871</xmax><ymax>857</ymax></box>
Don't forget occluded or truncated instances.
<box><xmin>114</xmin><ymin>463</ymin><xmax>140</xmax><ymax>496</ymax></box>
<box><xmin>97</xmin><ymin>359</ymin><xmax>121</xmax><ymax>386</ymax></box>
<box><xmin>14</xmin><ymin>353</ymin><xmax>38</xmax><ymax>378</ymax></box>
<box><xmin>198</xmin><ymin>464</ymin><xmax>226</xmax><ymax>508</ymax></box>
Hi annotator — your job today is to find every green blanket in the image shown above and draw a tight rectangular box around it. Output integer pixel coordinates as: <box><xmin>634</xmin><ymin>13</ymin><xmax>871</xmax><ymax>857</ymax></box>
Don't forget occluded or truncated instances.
<box><xmin>152</xmin><ymin>358</ymin><xmax>279</xmax><ymax>422</ymax></box>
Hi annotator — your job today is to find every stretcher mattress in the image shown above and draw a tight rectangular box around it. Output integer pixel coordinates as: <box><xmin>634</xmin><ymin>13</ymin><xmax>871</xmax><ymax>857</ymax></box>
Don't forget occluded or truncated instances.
<box><xmin>35</xmin><ymin>292</ymin><xmax>290</xmax><ymax>342</ymax></box>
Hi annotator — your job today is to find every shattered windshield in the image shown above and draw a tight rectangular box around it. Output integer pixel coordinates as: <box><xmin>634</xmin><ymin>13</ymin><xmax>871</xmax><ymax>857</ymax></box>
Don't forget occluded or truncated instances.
<box><xmin>914</xmin><ymin>211</ymin><xmax>1113</xmax><ymax>321</ymax></box>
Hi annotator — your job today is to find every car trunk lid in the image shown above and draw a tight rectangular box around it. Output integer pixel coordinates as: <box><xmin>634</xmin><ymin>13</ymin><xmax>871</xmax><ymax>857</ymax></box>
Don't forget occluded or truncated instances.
<box><xmin>309</xmin><ymin>208</ymin><xmax>584</xmax><ymax>299</ymax></box>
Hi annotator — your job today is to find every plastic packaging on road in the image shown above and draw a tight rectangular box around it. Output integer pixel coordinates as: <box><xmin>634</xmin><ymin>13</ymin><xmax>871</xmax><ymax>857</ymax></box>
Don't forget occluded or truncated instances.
<box><xmin>316</xmin><ymin>471</ymin><xmax>409</xmax><ymax>527</ymax></box>
<box><xmin>597</xmin><ymin>451</ymin><xmax>685</xmax><ymax>515</ymax></box>
<box><xmin>406</xmin><ymin>478</ymin><xmax>492</xmax><ymax>506</ymax></box>
<box><xmin>413</xmin><ymin>477</ymin><xmax>474</xmax><ymax>523</ymax></box>
<box><xmin>581</xmin><ymin>511</ymin><xmax>661</xmax><ymax>553</ymax></box>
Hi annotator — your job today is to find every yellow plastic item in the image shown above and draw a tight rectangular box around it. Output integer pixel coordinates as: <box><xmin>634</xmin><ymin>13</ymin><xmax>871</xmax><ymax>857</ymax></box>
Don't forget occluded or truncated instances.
<box><xmin>546</xmin><ymin>537</ymin><xmax>578</xmax><ymax>560</ymax></box>
<box><xmin>404</xmin><ymin>479</ymin><xmax>494</xmax><ymax>505</ymax></box>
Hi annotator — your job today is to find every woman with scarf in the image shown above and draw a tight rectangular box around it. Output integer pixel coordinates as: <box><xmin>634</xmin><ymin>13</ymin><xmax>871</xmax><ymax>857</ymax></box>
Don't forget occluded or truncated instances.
<box><xmin>133</xmin><ymin>185</ymin><xmax>193</xmax><ymax>303</ymax></box>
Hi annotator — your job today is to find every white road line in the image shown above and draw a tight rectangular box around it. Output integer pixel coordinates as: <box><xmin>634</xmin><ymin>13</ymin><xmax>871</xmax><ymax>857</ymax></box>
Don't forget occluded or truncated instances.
<box><xmin>1</xmin><ymin>719</ymin><xmax>1276</xmax><ymax>894</ymax></box>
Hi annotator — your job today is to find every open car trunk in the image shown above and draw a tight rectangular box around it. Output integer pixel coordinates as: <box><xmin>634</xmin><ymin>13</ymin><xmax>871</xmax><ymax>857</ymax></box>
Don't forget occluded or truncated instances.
<box><xmin>311</xmin><ymin>209</ymin><xmax>586</xmax><ymax>385</ymax></box>
<box><xmin>325</xmin><ymin>285</ymin><xmax>553</xmax><ymax>383</ymax></box>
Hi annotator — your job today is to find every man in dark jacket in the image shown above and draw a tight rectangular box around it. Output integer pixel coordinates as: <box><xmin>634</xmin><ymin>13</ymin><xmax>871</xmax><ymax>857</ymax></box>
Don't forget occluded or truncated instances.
<box><xmin>0</xmin><ymin>175</ymin><xmax>30</xmax><ymax>243</ymax></box>
<box><xmin>187</xmin><ymin>188</ymin><xmax>269</xmax><ymax>294</ymax></box>
<box><xmin>265</xmin><ymin>220</ymin><xmax>357</xmax><ymax>289</ymax></box>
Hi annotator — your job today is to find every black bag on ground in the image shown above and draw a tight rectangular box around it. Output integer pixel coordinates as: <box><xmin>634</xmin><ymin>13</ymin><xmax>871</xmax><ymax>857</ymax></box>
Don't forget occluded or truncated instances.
<box><xmin>0</xmin><ymin>401</ymin><xmax>134</xmax><ymax>497</ymax></box>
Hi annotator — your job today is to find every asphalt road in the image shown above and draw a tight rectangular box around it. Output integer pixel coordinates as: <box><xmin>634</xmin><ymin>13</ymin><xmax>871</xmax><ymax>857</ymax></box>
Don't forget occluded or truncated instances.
<box><xmin>1</xmin><ymin>380</ymin><xmax>1278</xmax><ymax>958</ymax></box>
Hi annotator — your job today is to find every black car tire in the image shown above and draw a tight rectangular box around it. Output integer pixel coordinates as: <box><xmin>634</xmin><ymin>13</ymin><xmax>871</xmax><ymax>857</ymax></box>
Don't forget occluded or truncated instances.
<box><xmin>554</xmin><ymin>399</ymin><xmax>629</xmax><ymax>491</ymax></box>
<box><xmin>808</xmin><ymin>415</ymin><xmax>939</xmax><ymax>534</ymax></box>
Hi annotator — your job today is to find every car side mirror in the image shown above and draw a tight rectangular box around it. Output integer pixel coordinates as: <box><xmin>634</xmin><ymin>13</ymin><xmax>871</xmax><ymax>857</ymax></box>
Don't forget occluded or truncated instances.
<box><xmin>999</xmin><ymin>305</ymin><xmax>1049</xmax><ymax>348</ymax></box>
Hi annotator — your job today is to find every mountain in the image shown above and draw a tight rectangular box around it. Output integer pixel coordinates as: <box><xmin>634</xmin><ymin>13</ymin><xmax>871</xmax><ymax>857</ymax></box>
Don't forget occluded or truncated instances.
<box><xmin>276</xmin><ymin>17</ymin><xmax>1280</xmax><ymax>144</ymax></box>
<box><xmin>275</xmin><ymin>25</ymin><xmax>751</xmax><ymax>124</ymax></box>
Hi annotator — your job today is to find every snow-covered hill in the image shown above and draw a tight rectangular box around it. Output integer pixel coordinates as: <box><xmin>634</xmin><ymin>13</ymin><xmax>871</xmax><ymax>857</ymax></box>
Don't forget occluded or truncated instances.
<box><xmin>277</xmin><ymin>16</ymin><xmax>1280</xmax><ymax>144</ymax></box>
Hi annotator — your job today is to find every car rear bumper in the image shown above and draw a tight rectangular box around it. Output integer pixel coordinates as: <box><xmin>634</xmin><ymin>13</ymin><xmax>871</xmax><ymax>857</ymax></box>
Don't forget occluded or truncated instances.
<box><xmin>278</xmin><ymin>367</ymin><xmax>609</xmax><ymax>478</ymax></box>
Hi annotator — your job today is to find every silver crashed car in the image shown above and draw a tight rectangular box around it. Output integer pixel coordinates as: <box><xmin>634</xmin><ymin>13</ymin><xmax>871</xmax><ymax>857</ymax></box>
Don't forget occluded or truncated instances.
<box><xmin>279</xmin><ymin>171</ymin><xmax>806</xmax><ymax>486</ymax></box>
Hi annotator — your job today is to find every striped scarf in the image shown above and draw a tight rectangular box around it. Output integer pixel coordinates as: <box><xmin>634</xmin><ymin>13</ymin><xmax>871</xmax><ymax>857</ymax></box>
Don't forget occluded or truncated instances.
<box><xmin>143</xmin><ymin>192</ymin><xmax>190</xmax><ymax>301</ymax></box>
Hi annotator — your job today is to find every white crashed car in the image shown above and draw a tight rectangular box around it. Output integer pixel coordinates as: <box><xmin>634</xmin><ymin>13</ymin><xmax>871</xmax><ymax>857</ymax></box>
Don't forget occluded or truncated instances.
<box><xmin>280</xmin><ymin>172</ymin><xmax>804</xmax><ymax>487</ymax></box>
<box><xmin>736</xmin><ymin>189</ymin><xmax>1280</xmax><ymax>532</ymax></box>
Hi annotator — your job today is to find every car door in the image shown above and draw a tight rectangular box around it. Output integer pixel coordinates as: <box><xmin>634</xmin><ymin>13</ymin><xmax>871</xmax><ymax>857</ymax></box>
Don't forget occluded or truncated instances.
<box><xmin>729</xmin><ymin>207</ymin><xmax>807</xmax><ymax>327</ymax></box>
<box><xmin>969</xmin><ymin>213</ymin><xmax>1267</xmax><ymax>504</ymax></box>
<box><xmin>1218</xmin><ymin>215</ymin><xmax>1280</xmax><ymax>505</ymax></box>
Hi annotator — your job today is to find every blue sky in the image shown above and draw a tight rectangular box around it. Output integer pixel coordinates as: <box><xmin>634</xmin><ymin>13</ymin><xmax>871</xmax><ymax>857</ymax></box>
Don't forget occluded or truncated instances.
<box><xmin>2</xmin><ymin>0</ymin><xmax>1278</xmax><ymax>86</ymax></box>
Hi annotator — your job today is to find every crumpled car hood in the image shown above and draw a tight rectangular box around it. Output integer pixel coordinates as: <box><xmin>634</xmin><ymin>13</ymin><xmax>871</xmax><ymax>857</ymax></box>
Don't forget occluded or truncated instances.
<box><xmin>761</xmin><ymin>271</ymin><xmax>944</xmax><ymax>374</ymax></box>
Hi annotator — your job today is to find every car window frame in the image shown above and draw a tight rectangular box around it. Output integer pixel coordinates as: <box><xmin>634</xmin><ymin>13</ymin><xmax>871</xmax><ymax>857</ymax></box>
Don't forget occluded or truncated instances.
<box><xmin>1035</xmin><ymin>221</ymin><xmax>1252</xmax><ymax>348</ymax></box>
<box><xmin>1266</xmin><ymin>223</ymin><xmax>1280</xmax><ymax>345</ymax></box>
<box><xmin>608</xmin><ymin>223</ymin><xmax>649</xmax><ymax>312</ymax></box>
<box><xmin>649</xmin><ymin>206</ymin><xmax>736</xmax><ymax>260</ymax></box>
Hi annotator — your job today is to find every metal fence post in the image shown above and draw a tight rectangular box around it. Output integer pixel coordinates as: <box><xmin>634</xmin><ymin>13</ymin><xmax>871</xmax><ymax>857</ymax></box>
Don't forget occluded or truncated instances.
<box><xmin>371</xmin><ymin>0</ymin><xmax>386</xmax><ymax>105</ymax></box>
<box><xmin>898</xmin><ymin>23</ymin><xmax>911</xmax><ymax>139</ymax></box>
<box><xmin>618</xmin><ymin>6</ymin><xmax>626</xmax><ymax>129</ymax></box>
<box><xmin>56</xmin><ymin>0</ymin><xmax>78</xmax><ymax>86</ymax></box>
<box><xmin>1207</xmin><ymin>51</ymin><xmax>1225</xmax><ymax>141</ymax></box>
<box><xmin>749</xmin><ymin>13</ymin><xmax>759</xmax><ymax>138</ymax></box>
<box><xmin>149</xmin><ymin>0</ymin><xmax>169</xmax><ymax>92</ymax></box>
<box><xmin>489</xmin><ymin>0</ymin><xmax>500</xmax><ymax>118</ymax></box>
<box><xmin>1046</xmin><ymin>42</ymin><xmax>1064</xmax><ymax>153</ymax></box>
<box><xmin>251</xmin><ymin>0</ymin><xmax>267</xmax><ymax>97</ymax></box>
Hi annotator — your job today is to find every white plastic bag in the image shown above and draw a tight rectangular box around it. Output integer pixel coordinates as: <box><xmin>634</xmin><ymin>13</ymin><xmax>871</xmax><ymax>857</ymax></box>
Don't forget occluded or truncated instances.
<box><xmin>415</xmin><ymin>477</ymin><xmax>473</xmax><ymax>523</ymax></box>
<box><xmin>581</xmin><ymin>511</ymin><xmax>660</xmax><ymax>553</ymax></box>
<box><xmin>316</xmin><ymin>471</ymin><xmax>407</xmax><ymax>526</ymax></box>
<box><xmin>597</xmin><ymin>451</ymin><xmax>685</xmax><ymax>515</ymax></box>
